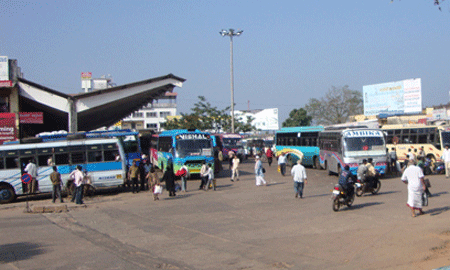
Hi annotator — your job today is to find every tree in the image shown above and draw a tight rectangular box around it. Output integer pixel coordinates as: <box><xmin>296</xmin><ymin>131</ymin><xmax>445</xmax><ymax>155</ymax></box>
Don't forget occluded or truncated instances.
<box><xmin>305</xmin><ymin>86</ymin><xmax>363</xmax><ymax>126</ymax></box>
<box><xmin>164</xmin><ymin>96</ymin><xmax>257</xmax><ymax>133</ymax></box>
<box><xmin>282</xmin><ymin>108</ymin><xmax>312</xmax><ymax>127</ymax></box>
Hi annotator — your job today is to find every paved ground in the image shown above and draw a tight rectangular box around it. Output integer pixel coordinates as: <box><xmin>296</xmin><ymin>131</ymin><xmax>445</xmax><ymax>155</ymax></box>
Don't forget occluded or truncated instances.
<box><xmin>1</xmin><ymin>159</ymin><xmax>450</xmax><ymax>269</ymax></box>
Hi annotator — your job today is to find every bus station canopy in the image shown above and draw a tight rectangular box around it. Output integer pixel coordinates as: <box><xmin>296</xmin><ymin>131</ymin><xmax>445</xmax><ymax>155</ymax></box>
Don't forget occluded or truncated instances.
<box><xmin>16</xmin><ymin>74</ymin><xmax>185</xmax><ymax>135</ymax></box>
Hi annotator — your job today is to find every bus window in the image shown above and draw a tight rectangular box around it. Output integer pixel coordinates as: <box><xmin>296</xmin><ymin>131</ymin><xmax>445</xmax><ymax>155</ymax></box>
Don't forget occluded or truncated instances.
<box><xmin>38</xmin><ymin>155</ymin><xmax>53</xmax><ymax>166</ymax></box>
<box><xmin>71</xmin><ymin>152</ymin><xmax>86</xmax><ymax>164</ymax></box>
<box><xmin>5</xmin><ymin>157</ymin><xmax>19</xmax><ymax>169</ymax></box>
<box><xmin>418</xmin><ymin>135</ymin><xmax>427</xmax><ymax>144</ymax></box>
<box><xmin>0</xmin><ymin>158</ymin><xmax>4</xmax><ymax>169</ymax></box>
<box><xmin>104</xmin><ymin>150</ymin><xmax>118</xmax><ymax>162</ymax></box>
<box><xmin>88</xmin><ymin>151</ymin><xmax>103</xmax><ymax>162</ymax></box>
<box><xmin>55</xmin><ymin>153</ymin><xmax>69</xmax><ymax>165</ymax></box>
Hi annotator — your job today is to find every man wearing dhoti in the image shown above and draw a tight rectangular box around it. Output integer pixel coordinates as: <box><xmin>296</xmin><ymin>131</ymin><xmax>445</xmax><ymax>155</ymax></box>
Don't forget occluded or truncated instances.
<box><xmin>401</xmin><ymin>162</ymin><xmax>426</xmax><ymax>217</ymax></box>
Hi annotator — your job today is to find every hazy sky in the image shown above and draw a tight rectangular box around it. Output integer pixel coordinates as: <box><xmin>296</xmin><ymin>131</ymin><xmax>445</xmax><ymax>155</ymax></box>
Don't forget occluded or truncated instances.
<box><xmin>1</xmin><ymin>0</ymin><xmax>449</xmax><ymax>123</ymax></box>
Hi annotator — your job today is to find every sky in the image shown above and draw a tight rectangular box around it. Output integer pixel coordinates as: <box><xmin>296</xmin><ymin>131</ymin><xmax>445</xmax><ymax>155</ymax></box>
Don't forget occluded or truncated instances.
<box><xmin>1</xmin><ymin>0</ymin><xmax>450</xmax><ymax>125</ymax></box>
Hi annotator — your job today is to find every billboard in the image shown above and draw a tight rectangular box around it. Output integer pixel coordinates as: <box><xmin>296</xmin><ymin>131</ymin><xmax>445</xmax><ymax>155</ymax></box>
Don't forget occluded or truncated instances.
<box><xmin>0</xmin><ymin>113</ymin><xmax>16</xmax><ymax>143</ymax></box>
<box><xmin>235</xmin><ymin>108</ymin><xmax>279</xmax><ymax>130</ymax></box>
<box><xmin>0</xmin><ymin>56</ymin><xmax>9</xmax><ymax>81</ymax></box>
<box><xmin>363</xmin><ymin>78</ymin><xmax>422</xmax><ymax>116</ymax></box>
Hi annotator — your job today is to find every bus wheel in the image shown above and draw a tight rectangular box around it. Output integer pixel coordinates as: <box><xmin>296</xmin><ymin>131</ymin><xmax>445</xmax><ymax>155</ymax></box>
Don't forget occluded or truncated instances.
<box><xmin>0</xmin><ymin>184</ymin><xmax>16</xmax><ymax>204</ymax></box>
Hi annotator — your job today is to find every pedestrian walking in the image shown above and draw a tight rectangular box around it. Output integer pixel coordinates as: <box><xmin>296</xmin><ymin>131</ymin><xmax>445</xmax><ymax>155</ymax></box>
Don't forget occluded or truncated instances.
<box><xmin>199</xmin><ymin>161</ymin><xmax>208</xmax><ymax>190</ymax></box>
<box><xmin>147</xmin><ymin>166</ymin><xmax>161</xmax><ymax>201</ymax></box>
<box><xmin>442</xmin><ymin>145</ymin><xmax>450</xmax><ymax>178</ymax></box>
<box><xmin>50</xmin><ymin>166</ymin><xmax>64</xmax><ymax>203</ymax></box>
<box><xmin>162</xmin><ymin>163</ymin><xmax>176</xmax><ymax>197</ymax></box>
<box><xmin>205</xmin><ymin>163</ymin><xmax>216</xmax><ymax>191</ymax></box>
<box><xmin>266</xmin><ymin>148</ymin><xmax>273</xmax><ymax>166</ymax></box>
<box><xmin>231</xmin><ymin>155</ymin><xmax>240</xmax><ymax>182</ymax></box>
<box><xmin>176</xmin><ymin>164</ymin><xmax>189</xmax><ymax>192</ymax></box>
<box><xmin>278</xmin><ymin>152</ymin><xmax>287</xmax><ymax>176</ymax></box>
<box><xmin>255</xmin><ymin>156</ymin><xmax>267</xmax><ymax>186</ymax></box>
<box><xmin>401</xmin><ymin>160</ymin><xmax>426</xmax><ymax>217</ymax></box>
<box><xmin>228</xmin><ymin>150</ymin><xmax>235</xmax><ymax>170</ymax></box>
<box><xmin>389</xmin><ymin>147</ymin><xmax>398</xmax><ymax>175</ymax></box>
<box><xmin>291</xmin><ymin>159</ymin><xmax>307</xmax><ymax>198</ymax></box>
<box><xmin>128</xmin><ymin>160</ymin><xmax>140</xmax><ymax>194</ymax></box>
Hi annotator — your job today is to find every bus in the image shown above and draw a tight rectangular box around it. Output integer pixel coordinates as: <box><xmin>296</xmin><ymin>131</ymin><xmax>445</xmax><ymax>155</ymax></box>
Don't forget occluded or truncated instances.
<box><xmin>38</xmin><ymin>129</ymin><xmax>142</xmax><ymax>167</ymax></box>
<box><xmin>319</xmin><ymin>127</ymin><xmax>387</xmax><ymax>176</ymax></box>
<box><xmin>381</xmin><ymin>124</ymin><xmax>450</xmax><ymax>163</ymax></box>
<box><xmin>241</xmin><ymin>138</ymin><xmax>265</xmax><ymax>157</ymax></box>
<box><xmin>0</xmin><ymin>137</ymin><xmax>127</xmax><ymax>204</ymax></box>
<box><xmin>275</xmin><ymin>126</ymin><xmax>324</xmax><ymax>168</ymax></box>
<box><xmin>213</xmin><ymin>133</ymin><xmax>243</xmax><ymax>159</ymax></box>
<box><xmin>155</xmin><ymin>129</ymin><xmax>215</xmax><ymax>174</ymax></box>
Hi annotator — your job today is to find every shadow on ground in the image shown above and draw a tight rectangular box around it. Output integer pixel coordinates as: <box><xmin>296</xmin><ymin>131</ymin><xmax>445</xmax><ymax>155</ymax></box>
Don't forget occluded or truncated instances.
<box><xmin>0</xmin><ymin>242</ymin><xmax>46</xmax><ymax>263</ymax></box>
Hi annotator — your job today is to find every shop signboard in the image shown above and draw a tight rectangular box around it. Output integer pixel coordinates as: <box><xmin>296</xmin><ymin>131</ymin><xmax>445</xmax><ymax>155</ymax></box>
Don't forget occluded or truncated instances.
<box><xmin>0</xmin><ymin>113</ymin><xmax>16</xmax><ymax>143</ymax></box>
<box><xmin>19</xmin><ymin>112</ymin><xmax>43</xmax><ymax>124</ymax></box>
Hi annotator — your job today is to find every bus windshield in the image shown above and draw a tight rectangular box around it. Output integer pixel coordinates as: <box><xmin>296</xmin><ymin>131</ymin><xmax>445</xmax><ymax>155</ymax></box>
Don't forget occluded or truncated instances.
<box><xmin>176</xmin><ymin>139</ymin><xmax>213</xmax><ymax>158</ymax></box>
<box><xmin>343</xmin><ymin>137</ymin><xmax>386</xmax><ymax>157</ymax></box>
<box><xmin>223</xmin><ymin>138</ymin><xmax>241</xmax><ymax>146</ymax></box>
<box><xmin>441</xmin><ymin>131</ymin><xmax>450</xmax><ymax>147</ymax></box>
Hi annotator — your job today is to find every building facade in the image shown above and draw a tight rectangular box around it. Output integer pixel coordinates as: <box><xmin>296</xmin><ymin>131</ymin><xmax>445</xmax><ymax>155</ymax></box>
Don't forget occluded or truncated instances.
<box><xmin>121</xmin><ymin>92</ymin><xmax>177</xmax><ymax>132</ymax></box>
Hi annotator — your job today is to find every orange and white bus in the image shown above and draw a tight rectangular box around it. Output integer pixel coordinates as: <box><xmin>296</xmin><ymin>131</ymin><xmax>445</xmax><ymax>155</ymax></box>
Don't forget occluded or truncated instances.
<box><xmin>381</xmin><ymin>124</ymin><xmax>450</xmax><ymax>163</ymax></box>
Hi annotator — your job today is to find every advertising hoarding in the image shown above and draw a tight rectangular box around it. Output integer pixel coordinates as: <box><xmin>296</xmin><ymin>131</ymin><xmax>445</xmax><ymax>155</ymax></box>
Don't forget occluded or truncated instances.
<box><xmin>0</xmin><ymin>113</ymin><xmax>16</xmax><ymax>143</ymax></box>
<box><xmin>0</xmin><ymin>56</ymin><xmax>9</xmax><ymax>81</ymax></box>
<box><xmin>363</xmin><ymin>78</ymin><xmax>422</xmax><ymax>116</ymax></box>
<box><xmin>235</xmin><ymin>108</ymin><xmax>279</xmax><ymax>130</ymax></box>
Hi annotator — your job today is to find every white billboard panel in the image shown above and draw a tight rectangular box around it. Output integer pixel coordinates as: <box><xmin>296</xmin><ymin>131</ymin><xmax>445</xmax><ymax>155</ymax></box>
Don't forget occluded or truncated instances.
<box><xmin>235</xmin><ymin>108</ymin><xmax>279</xmax><ymax>130</ymax></box>
<box><xmin>363</xmin><ymin>78</ymin><xmax>422</xmax><ymax>116</ymax></box>
<box><xmin>0</xmin><ymin>56</ymin><xmax>9</xmax><ymax>81</ymax></box>
<box><xmin>403</xmin><ymin>78</ymin><xmax>422</xmax><ymax>113</ymax></box>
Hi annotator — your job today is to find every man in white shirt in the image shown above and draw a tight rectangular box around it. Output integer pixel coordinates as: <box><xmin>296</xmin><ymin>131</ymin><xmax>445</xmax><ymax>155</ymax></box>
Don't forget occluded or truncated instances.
<box><xmin>443</xmin><ymin>145</ymin><xmax>450</xmax><ymax>178</ymax></box>
<box><xmin>69</xmin><ymin>165</ymin><xmax>85</xmax><ymax>204</ymax></box>
<box><xmin>24</xmin><ymin>159</ymin><xmax>38</xmax><ymax>194</ymax></box>
<box><xmin>278</xmin><ymin>152</ymin><xmax>287</xmax><ymax>176</ymax></box>
<box><xmin>231</xmin><ymin>155</ymin><xmax>240</xmax><ymax>182</ymax></box>
<box><xmin>291</xmin><ymin>159</ymin><xmax>307</xmax><ymax>198</ymax></box>
<box><xmin>401</xmin><ymin>161</ymin><xmax>425</xmax><ymax>217</ymax></box>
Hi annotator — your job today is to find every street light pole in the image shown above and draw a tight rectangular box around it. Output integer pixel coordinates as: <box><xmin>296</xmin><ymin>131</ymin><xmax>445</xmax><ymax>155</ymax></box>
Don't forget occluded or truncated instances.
<box><xmin>220</xmin><ymin>28</ymin><xmax>243</xmax><ymax>134</ymax></box>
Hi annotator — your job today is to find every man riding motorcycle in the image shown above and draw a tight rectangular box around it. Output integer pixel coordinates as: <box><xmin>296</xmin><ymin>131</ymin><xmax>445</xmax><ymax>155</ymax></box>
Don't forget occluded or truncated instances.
<box><xmin>365</xmin><ymin>158</ymin><xmax>378</xmax><ymax>189</ymax></box>
<box><xmin>357</xmin><ymin>159</ymin><xmax>368</xmax><ymax>182</ymax></box>
<box><xmin>339</xmin><ymin>165</ymin><xmax>356</xmax><ymax>197</ymax></box>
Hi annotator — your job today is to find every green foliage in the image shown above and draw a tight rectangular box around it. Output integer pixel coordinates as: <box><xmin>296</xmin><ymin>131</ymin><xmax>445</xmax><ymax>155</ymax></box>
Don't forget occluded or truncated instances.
<box><xmin>282</xmin><ymin>108</ymin><xmax>312</xmax><ymax>127</ymax></box>
<box><xmin>305</xmin><ymin>86</ymin><xmax>363</xmax><ymax>125</ymax></box>
<box><xmin>164</xmin><ymin>96</ymin><xmax>257</xmax><ymax>133</ymax></box>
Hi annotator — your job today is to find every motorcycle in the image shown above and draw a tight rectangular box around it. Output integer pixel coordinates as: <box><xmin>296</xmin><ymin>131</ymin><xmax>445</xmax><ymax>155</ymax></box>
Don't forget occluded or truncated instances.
<box><xmin>332</xmin><ymin>183</ymin><xmax>355</xmax><ymax>212</ymax></box>
<box><xmin>355</xmin><ymin>176</ymin><xmax>381</xmax><ymax>197</ymax></box>
<box><xmin>434</xmin><ymin>161</ymin><xmax>445</xmax><ymax>175</ymax></box>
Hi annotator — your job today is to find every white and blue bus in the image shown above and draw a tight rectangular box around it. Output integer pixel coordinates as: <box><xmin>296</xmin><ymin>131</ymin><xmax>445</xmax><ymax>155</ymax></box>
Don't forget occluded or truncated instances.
<box><xmin>155</xmin><ymin>129</ymin><xmax>215</xmax><ymax>174</ymax></box>
<box><xmin>275</xmin><ymin>126</ymin><xmax>324</xmax><ymax>168</ymax></box>
<box><xmin>319</xmin><ymin>127</ymin><xmax>387</xmax><ymax>176</ymax></box>
<box><xmin>0</xmin><ymin>137</ymin><xmax>127</xmax><ymax>204</ymax></box>
<box><xmin>38</xmin><ymin>129</ymin><xmax>141</xmax><ymax>167</ymax></box>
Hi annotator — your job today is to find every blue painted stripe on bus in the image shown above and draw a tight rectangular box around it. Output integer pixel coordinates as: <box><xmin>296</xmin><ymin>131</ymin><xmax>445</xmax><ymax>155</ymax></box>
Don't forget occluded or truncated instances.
<box><xmin>53</xmin><ymin>161</ymin><xmax>122</xmax><ymax>174</ymax></box>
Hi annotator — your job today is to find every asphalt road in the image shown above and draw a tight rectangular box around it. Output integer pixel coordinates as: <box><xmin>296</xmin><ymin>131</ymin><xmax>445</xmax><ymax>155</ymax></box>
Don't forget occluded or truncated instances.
<box><xmin>1</xmin><ymin>159</ymin><xmax>450</xmax><ymax>270</ymax></box>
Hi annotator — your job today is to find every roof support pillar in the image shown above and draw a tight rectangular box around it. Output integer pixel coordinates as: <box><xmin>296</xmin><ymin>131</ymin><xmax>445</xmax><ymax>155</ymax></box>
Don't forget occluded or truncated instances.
<box><xmin>68</xmin><ymin>98</ymin><xmax>77</xmax><ymax>133</ymax></box>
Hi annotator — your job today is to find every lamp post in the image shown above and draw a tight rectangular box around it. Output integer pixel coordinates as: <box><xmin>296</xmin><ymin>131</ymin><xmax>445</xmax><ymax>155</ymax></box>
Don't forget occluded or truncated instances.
<box><xmin>220</xmin><ymin>28</ymin><xmax>243</xmax><ymax>134</ymax></box>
